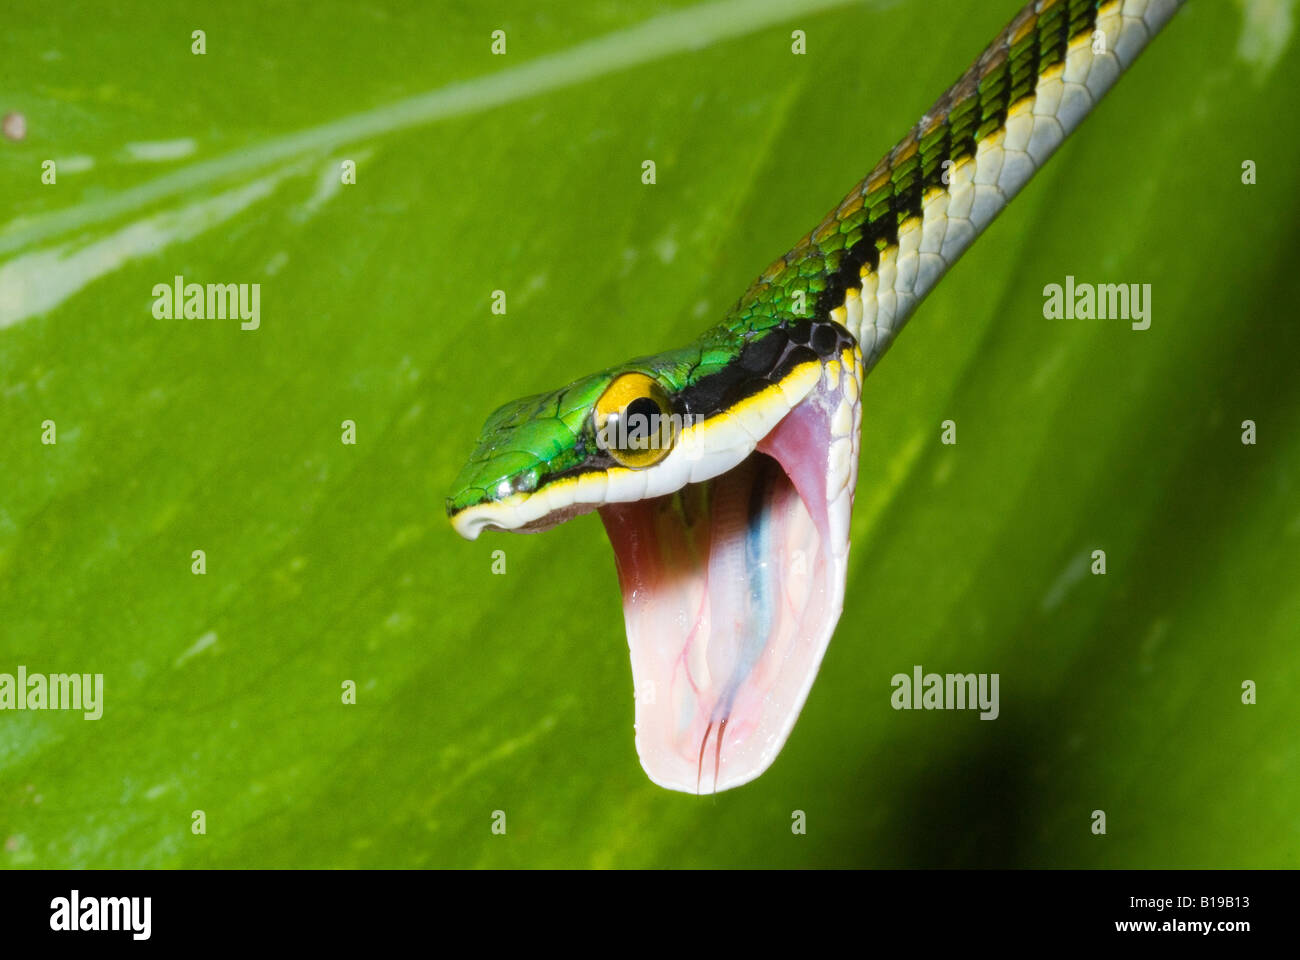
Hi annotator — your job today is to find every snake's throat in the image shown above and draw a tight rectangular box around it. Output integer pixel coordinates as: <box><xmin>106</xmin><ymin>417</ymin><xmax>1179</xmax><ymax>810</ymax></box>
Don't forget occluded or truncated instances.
<box><xmin>600</xmin><ymin>357</ymin><xmax>861</xmax><ymax>794</ymax></box>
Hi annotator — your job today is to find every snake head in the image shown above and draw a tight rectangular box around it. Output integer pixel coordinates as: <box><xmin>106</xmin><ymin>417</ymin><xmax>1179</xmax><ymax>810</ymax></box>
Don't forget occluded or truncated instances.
<box><xmin>446</xmin><ymin>320</ymin><xmax>863</xmax><ymax>793</ymax></box>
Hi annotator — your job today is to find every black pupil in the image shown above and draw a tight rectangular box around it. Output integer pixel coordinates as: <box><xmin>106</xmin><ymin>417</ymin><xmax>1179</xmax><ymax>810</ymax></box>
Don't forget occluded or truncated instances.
<box><xmin>618</xmin><ymin>395</ymin><xmax>664</xmax><ymax>451</ymax></box>
<box><xmin>625</xmin><ymin>396</ymin><xmax>661</xmax><ymax>422</ymax></box>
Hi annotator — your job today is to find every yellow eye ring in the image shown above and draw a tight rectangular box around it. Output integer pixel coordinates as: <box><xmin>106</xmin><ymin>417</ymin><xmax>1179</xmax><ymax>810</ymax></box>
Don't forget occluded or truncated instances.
<box><xmin>593</xmin><ymin>373</ymin><xmax>678</xmax><ymax>469</ymax></box>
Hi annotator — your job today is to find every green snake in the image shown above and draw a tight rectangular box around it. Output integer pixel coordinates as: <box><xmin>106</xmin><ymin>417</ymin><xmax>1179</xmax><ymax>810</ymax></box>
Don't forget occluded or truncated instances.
<box><xmin>448</xmin><ymin>0</ymin><xmax>1185</xmax><ymax>794</ymax></box>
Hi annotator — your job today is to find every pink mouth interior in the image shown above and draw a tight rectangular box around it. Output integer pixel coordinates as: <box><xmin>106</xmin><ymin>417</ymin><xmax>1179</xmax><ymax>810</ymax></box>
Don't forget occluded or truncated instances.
<box><xmin>599</xmin><ymin>389</ymin><xmax>846</xmax><ymax>794</ymax></box>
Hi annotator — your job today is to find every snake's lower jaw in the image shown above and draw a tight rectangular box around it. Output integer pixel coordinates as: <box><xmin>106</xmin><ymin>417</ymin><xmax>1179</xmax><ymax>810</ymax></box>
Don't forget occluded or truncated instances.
<box><xmin>601</xmin><ymin>352</ymin><xmax>863</xmax><ymax>794</ymax></box>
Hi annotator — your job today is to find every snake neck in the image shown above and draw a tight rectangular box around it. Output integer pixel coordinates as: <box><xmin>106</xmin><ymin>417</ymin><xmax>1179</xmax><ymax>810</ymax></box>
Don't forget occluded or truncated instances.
<box><xmin>724</xmin><ymin>0</ymin><xmax>1184</xmax><ymax>374</ymax></box>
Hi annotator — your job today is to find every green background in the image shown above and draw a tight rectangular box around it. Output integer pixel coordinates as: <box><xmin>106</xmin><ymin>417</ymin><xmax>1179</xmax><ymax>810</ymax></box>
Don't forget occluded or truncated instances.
<box><xmin>2</xmin><ymin>0</ymin><xmax>1297</xmax><ymax>868</ymax></box>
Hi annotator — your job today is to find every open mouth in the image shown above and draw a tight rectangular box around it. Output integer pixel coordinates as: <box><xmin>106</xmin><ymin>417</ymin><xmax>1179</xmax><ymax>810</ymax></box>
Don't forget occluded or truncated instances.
<box><xmin>599</xmin><ymin>354</ymin><xmax>860</xmax><ymax>792</ymax></box>
<box><xmin>450</xmin><ymin>347</ymin><xmax>862</xmax><ymax>793</ymax></box>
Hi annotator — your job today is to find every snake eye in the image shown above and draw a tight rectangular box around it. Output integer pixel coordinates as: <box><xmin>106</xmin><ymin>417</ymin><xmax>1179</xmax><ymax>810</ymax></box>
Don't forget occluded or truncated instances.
<box><xmin>593</xmin><ymin>372</ymin><xmax>678</xmax><ymax>468</ymax></box>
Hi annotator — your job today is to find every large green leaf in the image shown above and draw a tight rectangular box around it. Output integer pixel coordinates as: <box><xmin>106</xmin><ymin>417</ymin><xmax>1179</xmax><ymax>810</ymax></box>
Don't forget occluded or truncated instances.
<box><xmin>2</xmin><ymin>0</ymin><xmax>1297</xmax><ymax>868</ymax></box>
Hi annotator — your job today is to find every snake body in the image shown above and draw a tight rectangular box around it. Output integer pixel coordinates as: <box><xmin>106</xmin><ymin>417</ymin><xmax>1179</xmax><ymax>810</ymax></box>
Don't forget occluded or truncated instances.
<box><xmin>743</xmin><ymin>0</ymin><xmax>1183</xmax><ymax>375</ymax></box>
